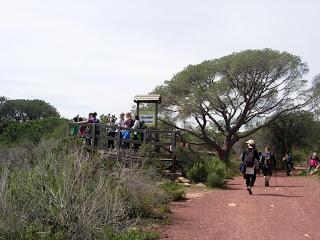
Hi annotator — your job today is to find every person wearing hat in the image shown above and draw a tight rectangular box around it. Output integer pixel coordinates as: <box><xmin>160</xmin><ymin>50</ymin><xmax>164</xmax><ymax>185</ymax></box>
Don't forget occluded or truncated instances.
<box><xmin>261</xmin><ymin>146</ymin><xmax>276</xmax><ymax>186</ymax></box>
<box><xmin>241</xmin><ymin>139</ymin><xmax>260</xmax><ymax>195</ymax></box>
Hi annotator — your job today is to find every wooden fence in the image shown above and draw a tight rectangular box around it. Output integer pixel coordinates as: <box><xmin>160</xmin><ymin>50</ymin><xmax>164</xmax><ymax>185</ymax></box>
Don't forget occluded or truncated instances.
<box><xmin>68</xmin><ymin>122</ymin><xmax>179</xmax><ymax>168</ymax></box>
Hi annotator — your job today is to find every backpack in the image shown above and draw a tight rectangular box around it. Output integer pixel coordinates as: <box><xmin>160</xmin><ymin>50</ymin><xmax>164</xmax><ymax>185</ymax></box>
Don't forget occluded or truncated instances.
<box><xmin>244</xmin><ymin>150</ymin><xmax>255</xmax><ymax>167</ymax></box>
<box><xmin>239</xmin><ymin>161</ymin><xmax>246</xmax><ymax>173</ymax></box>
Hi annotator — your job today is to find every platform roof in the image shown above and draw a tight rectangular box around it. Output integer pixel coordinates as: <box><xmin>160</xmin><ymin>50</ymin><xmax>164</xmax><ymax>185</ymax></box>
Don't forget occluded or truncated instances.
<box><xmin>133</xmin><ymin>94</ymin><xmax>161</xmax><ymax>103</ymax></box>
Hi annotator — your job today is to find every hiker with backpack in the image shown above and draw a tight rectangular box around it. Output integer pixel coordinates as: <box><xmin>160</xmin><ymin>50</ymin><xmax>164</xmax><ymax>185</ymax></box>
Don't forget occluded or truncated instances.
<box><xmin>261</xmin><ymin>147</ymin><xmax>276</xmax><ymax>187</ymax></box>
<box><xmin>241</xmin><ymin>139</ymin><xmax>260</xmax><ymax>195</ymax></box>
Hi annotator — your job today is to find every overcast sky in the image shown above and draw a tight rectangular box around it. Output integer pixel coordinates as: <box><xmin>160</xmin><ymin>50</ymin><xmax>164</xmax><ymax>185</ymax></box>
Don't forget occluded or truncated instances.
<box><xmin>1</xmin><ymin>0</ymin><xmax>319</xmax><ymax>118</ymax></box>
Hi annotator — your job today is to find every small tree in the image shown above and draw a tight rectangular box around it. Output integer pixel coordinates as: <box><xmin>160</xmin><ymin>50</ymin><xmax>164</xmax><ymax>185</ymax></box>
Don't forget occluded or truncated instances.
<box><xmin>154</xmin><ymin>49</ymin><xmax>311</xmax><ymax>162</ymax></box>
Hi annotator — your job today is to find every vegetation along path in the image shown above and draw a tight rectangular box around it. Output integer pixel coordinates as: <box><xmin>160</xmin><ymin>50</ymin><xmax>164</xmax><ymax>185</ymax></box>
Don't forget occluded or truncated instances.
<box><xmin>161</xmin><ymin>173</ymin><xmax>320</xmax><ymax>240</ymax></box>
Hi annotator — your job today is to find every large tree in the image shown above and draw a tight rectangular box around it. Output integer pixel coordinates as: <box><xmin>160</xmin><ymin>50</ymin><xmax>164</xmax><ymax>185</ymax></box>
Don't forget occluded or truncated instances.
<box><xmin>0</xmin><ymin>99</ymin><xmax>60</xmax><ymax>123</ymax></box>
<box><xmin>154</xmin><ymin>49</ymin><xmax>312</xmax><ymax>162</ymax></box>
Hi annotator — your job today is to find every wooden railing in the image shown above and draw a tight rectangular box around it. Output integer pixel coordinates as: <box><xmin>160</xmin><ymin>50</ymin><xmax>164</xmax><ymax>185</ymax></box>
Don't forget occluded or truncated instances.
<box><xmin>68</xmin><ymin>122</ymin><xmax>179</xmax><ymax>168</ymax></box>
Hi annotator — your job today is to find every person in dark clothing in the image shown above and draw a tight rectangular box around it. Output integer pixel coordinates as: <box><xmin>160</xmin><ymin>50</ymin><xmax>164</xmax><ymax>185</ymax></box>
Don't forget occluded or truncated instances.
<box><xmin>261</xmin><ymin>147</ymin><xmax>276</xmax><ymax>186</ymax></box>
<box><xmin>241</xmin><ymin>139</ymin><xmax>260</xmax><ymax>195</ymax></box>
<box><xmin>283</xmin><ymin>153</ymin><xmax>293</xmax><ymax>176</ymax></box>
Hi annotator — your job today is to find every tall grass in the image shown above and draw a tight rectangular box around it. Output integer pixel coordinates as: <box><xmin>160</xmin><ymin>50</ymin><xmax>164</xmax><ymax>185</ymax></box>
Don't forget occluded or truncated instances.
<box><xmin>0</xmin><ymin>139</ymin><xmax>167</xmax><ymax>240</ymax></box>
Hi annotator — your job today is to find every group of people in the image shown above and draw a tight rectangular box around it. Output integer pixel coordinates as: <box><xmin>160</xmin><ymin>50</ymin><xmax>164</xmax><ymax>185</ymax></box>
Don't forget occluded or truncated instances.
<box><xmin>241</xmin><ymin>139</ymin><xmax>277</xmax><ymax>195</ymax></box>
<box><xmin>241</xmin><ymin>139</ymin><xmax>320</xmax><ymax>195</ymax></box>
<box><xmin>71</xmin><ymin>112</ymin><xmax>146</xmax><ymax>150</ymax></box>
<box><xmin>114</xmin><ymin>112</ymin><xmax>145</xmax><ymax>150</ymax></box>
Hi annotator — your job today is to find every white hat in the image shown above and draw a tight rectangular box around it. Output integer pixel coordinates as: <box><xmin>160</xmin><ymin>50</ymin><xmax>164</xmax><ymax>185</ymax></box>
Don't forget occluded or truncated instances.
<box><xmin>246</xmin><ymin>139</ymin><xmax>255</xmax><ymax>148</ymax></box>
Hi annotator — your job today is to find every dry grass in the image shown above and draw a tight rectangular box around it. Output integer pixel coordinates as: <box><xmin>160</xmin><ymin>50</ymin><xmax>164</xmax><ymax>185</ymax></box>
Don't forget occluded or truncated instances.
<box><xmin>0</xmin><ymin>139</ymin><xmax>167</xmax><ymax>240</ymax></box>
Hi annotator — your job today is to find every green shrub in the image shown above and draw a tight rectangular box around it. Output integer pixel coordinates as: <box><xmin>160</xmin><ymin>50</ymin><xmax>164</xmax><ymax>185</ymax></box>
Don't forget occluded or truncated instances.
<box><xmin>187</xmin><ymin>157</ymin><xmax>227</xmax><ymax>188</ymax></box>
<box><xmin>186</xmin><ymin>161</ymin><xmax>208</xmax><ymax>183</ymax></box>
<box><xmin>0</xmin><ymin>117</ymin><xmax>67</xmax><ymax>146</ymax></box>
<box><xmin>176</xmin><ymin>148</ymin><xmax>203</xmax><ymax>174</ymax></box>
<box><xmin>160</xmin><ymin>182</ymin><xmax>186</xmax><ymax>201</ymax></box>
<box><xmin>206</xmin><ymin>158</ymin><xmax>227</xmax><ymax>188</ymax></box>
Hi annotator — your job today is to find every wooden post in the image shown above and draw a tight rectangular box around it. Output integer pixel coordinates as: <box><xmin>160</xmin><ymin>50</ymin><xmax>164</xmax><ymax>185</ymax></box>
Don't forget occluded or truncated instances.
<box><xmin>116</xmin><ymin>126</ymin><xmax>121</xmax><ymax>148</ymax></box>
<box><xmin>137</xmin><ymin>102</ymin><xmax>140</xmax><ymax>117</ymax></box>
<box><xmin>143</xmin><ymin>129</ymin><xmax>147</xmax><ymax>145</ymax></box>
<box><xmin>155</xmin><ymin>102</ymin><xmax>158</xmax><ymax>129</ymax></box>
<box><xmin>91</xmin><ymin>124</ymin><xmax>96</xmax><ymax>148</ymax></box>
<box><xmin>171</xmin><ymin>129</ymin><xmax>177</xmax><ymax>171</ymax></box>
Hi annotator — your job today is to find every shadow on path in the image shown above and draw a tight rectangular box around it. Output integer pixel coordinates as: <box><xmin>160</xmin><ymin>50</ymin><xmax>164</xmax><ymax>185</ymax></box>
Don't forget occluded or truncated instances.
<box><xmin>254</xmin><ymin>193</ymin><xmax>304</xmax><ymax>198</ymax></box>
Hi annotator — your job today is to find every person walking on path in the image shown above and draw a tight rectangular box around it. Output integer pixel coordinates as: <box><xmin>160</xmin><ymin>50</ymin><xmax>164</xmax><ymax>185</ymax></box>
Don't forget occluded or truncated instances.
<box><xmin>242</xmin><ymin>139</ymin><xmax>260</xmax><ymax>195</ymax></box>
<box><xmin>308</xmin><ymin>152</ymin><xmax>319</xmax><ymax>174</ymax></box>
<box><xmin>261</xmin><ymin>146</ymin><xmax>276</xmax><ymax>187</ymax></box>
<box><xmin>283</xmin><ymin>153</ymin><xmax>293</xmax><ymax>176</ymax></box>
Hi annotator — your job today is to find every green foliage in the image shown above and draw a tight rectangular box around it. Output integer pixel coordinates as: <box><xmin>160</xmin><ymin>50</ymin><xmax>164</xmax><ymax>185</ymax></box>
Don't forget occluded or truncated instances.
<box><xmin>263</xmin><ymin>111</ymin><xmax>317</xmax><ymax>156</ymax></box>
<box><xmin>187</xmin><ymin>157</ymin><xmax>227</xmax><ymax>188</ymax></box>
<box><xmin>186</xmin><ymin>161</ymin><xmax>208</xmax><ymax>183</ymax></box>
<box><xmin>0</xmin><ymin>117</ymin><xmax>67</xmax><ymax>145</ymax></box>
<box><xmin>176</xmin><ymin>147</ymin><xmax>203</xmax><ymax>174</ymax></box>
<box><xmin>160</xmin><ymin>182</ymin><xmax>186</xmax><ymax>201</ymax></box>
<box><xmin>292</xmin><ymin>148</ymin><xmax>310</xmax><ymax>167</ymax></box>
<box><xmin>0</xmin><ymin>98</ymin><xmax>59</xmax><ymax>123</ymax></box>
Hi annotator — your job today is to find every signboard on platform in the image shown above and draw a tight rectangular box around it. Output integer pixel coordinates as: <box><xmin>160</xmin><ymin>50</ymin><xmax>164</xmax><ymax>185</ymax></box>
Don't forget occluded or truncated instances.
<box><xmin>139</xmin><ymin>111</ymin><xmax>155</xmax><ymax>127</ymax></box>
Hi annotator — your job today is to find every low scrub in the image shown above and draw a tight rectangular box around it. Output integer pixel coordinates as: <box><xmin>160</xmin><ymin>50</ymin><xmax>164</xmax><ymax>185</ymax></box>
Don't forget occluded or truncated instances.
<box><xmin>0</xmin><ymin>139</ymin><xmax>166</xmax><ymax>239</ymax></box>
<box><xmin>187</xmin><ymin>157</ymin><xmax>227</xmax><ymax>188</ymax></box>
<box><xmin>160</xmin><ymin>182</ymin><xmax>186</xmax><ymax>201</ymax></box>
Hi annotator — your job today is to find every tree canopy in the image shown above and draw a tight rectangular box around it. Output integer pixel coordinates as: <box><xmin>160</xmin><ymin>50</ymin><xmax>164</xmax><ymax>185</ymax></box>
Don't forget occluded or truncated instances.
<box><xmin>154</xmin><ymin>49</ymin><xmax>312</xmax><ymax>162</ymax></box>
<box><xmin>263</xmin><ymin>111</ymin><xmax>316</xmax><ymax>156</ymax></box>
<box><xmin>0</xmin><ymin>98</ymin><xmax>60</xmax><ymax>123</ymax></box>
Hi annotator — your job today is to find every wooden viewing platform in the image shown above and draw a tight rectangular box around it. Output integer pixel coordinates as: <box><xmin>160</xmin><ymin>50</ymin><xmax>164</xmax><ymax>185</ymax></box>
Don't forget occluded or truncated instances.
<box><xmin>68</xmin><ymin>122</ymin><xmax>179</xmax><ymax>168</ymax></box>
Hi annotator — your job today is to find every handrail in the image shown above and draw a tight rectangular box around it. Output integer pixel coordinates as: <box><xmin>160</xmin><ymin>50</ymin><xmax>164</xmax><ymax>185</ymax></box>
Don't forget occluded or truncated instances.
<box><xmin>68</xmin><ymin>122</ymin><xmax>179</xmax><ymax>169</ymax></box>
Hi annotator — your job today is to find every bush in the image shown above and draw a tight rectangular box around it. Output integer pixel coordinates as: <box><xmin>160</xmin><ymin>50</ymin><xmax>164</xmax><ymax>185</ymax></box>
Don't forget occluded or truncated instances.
<box><xmin>186</xmin><ymin>161</ymin><xmax>208</xmax><ymax>183</ymax></box>
<box><xmin>0</xmin><ymin>139</ymin><xmax>166</xmax><ymax>239</ymax></box>
<box><xmin>176</xmin><ymin>147</ymin><xmax>206</xmax><ymax>174</ymax></box>
<box><xmin>187</xmin><ymin>157</ymin><xmax>227</xmax><ymax>188</ymax></box>
<box><xmin>0</xmin><ymin>117</ymin><xmax>67</xmax><ymax>146</ymax></box>
<box><xmin>160</xmin><ymin>182</ymin><xmax>186</xmax><ymax>201</ymax></box>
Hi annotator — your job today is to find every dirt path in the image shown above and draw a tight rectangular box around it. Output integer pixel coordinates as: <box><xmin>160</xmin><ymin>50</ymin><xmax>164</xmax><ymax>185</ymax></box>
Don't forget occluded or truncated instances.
<box><xmin>161</xmin><ymin>173</ymin><xmax>320</xmax><ymax>240</ymax></box>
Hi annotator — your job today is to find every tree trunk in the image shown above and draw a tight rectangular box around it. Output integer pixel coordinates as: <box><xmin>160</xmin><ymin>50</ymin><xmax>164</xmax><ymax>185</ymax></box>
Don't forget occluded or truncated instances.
<box><xmin>218</xmin><ymin>150</ymin><xmax>231</xmax><ymax>164</ymax></box>
<box><xmin>211</xmin><ymin>135</ymin><xmax>236</xmax><ymax>164</ymax></box>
